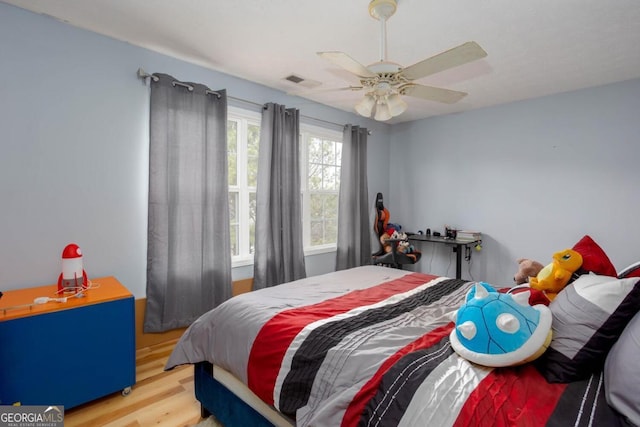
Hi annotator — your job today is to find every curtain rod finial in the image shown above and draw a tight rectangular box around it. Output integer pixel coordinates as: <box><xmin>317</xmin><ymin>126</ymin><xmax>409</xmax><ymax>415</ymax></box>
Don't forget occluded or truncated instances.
<box><xmin>137</xmin><ymin>67</ymin><xmax>149</xmax><ymax>79</ymax></box>
<box><xmin>137</xmin><ymin>67</ymin><xmax>158</xmax><ymax>81</ymax></box>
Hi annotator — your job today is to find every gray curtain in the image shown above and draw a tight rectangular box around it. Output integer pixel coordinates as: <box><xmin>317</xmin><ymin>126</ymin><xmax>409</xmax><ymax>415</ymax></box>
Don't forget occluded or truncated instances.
<box><xmin>253</xmin><ymin>103</ymin><xmax>306</xmax><ymax>289</ymax></box>
<box><xmin>144</xmin><ymin>73</ymin><xmax>232</xmax><ymax>332</ymax></box>
<box><xmin>335</xmin><ymin>125</ymin><xmax>371</xmax><ymax>270</ymax></box>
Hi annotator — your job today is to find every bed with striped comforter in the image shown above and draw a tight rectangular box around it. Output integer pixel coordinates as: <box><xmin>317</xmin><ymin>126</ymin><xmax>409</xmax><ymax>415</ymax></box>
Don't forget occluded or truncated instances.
<box><xmin>166</xmin><ymin>266</ymin><xmax>624</xmax><ymax>427</ymax></box>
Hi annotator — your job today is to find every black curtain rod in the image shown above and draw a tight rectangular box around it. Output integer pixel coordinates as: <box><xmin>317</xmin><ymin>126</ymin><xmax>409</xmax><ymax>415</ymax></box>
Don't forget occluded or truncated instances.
<box><xmin>138</xmin><ymin>68</ymin><xmax>221</xmax><ymax>98</ymax></box>
<box><xmin>137</xmin><ymin>67</ymin><xmax>371</xmax><ymax>134</ymax></box>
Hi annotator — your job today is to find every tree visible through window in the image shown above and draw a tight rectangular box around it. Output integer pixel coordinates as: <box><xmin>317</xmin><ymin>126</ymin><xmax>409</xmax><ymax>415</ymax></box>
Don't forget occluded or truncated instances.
<box><xmin>228</xmin><ymin>109</ymin><xmax>342</xmax><ymax>264</ymax></box>
<box><xmin>301</xmin><ymin>125</ymin><xmax>342</xmax><ymax>251</ymax></box>
<box><xmin>303</xmin><ymin>132</ymin><xmax>342</xmax><ymax>247</ymax></box>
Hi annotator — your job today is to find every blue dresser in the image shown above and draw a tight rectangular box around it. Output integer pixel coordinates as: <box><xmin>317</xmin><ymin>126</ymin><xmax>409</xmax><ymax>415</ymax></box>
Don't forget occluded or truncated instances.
<box><xmin>0</xmin><ymin>277</ymin><xmax>135</xmax><ymax>409</ymax></box>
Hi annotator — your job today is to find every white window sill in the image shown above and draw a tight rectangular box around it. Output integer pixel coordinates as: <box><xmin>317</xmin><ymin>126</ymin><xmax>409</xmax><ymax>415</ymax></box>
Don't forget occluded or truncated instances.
<box><xmin>231</xmin><ymin>246</ymin><xmax>337</xmax><ymax>269</ymax></box>
<box><xmin>232</xmin><ymin>257</ymin><xmax>254</xmax><ymax>268</ymax></box>
<box><xmin>303</xmin><ymin>245</ymin><xmax>337</xmax><ymax>256</ymax></box>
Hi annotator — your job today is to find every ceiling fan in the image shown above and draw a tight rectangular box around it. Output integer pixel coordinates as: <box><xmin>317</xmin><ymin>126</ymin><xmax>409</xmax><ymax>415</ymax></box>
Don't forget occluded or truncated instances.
<box><xmin>317</xmin><ymin>0</ymin><xmax>487</xmax><ymax>121</ymax></box>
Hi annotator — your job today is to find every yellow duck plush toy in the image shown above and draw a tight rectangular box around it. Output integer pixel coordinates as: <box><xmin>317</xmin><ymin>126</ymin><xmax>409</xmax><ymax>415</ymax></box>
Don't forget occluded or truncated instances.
<box><xmin>529</xmin><ymin>248</ymin><xmax>583</xmax><ymax>300</ymax></box>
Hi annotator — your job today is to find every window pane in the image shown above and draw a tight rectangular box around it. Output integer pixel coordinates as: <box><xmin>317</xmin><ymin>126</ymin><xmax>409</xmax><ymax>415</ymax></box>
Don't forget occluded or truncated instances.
<box><xmin>310</xmin><ymin>220</ymin><xmax>324</xmax><ymax>245</ymax></box>
<box><xmin>310</xmin><ymin>194</ymin><xmax>323</xmax><ymax>219</ymax></box>
<box><xmin>229</xmin><ymin>191</ymin><xmax>239</xmax><ymax>256</ymax></box>
<box><xmin>229</xmin><ymin>191</ymin><xmax>238</xmax><ymax>221</ymax></box>
<box><xmin>227</xmin><ymin>121</ymin><xmax>238</xmax><ymax>186</ymax></box>
<box><xmin>227</xmin><ymin>120</ymin><xmax>238</xmax><ymax>152</ymax></box>
<box><xmin>249</xmin><ymin>191</ymin><xmax>256</xmax><ymax>254</ymax></box>
<box><xmin>247</xmin><ymin>124</ymin><xmax>260</xmax><ymax>187</ymax></box>
<box><xmin>228</xmin><ymin>153</ymin><xmax>237</xmax><ymax>186</ymax></box>
<box><xmin>325</xmin><ymin>194</ymin><xmax>338</xmax><ymax>219</ymax></box>
<box><xmin>309</xmin><ymin>138</ymin><xmax>322</xmax><ymax>163</ymax></box>
<box><xmin>230</xmin><ymin>224</ymin><xmax>239</xmax><ymax>256</ymax></box>
<box><xmin>323</xmin><ymin>139</ymin><xmax>335</xmax><ymax>164</ymax></box>
<box><xmin>325</xmin><ymin>219</ymin><xmax>338</xmax><ymax>244</ymax></box>
<box><xmin>248</xmin><ymin>156</ymin><xmax>259</xmax><ymax>188</ymax></box>
<box><xmin>323</xmin><ymin>166</ymin><xmax>337</xmax><ymax>190</ymax></box>
<box><xmin>248</xmin><ymin>124</ymin><xmax>260</xmax><ymax>154</ymax></box>
<box><xmin>308</xmin><ymin>163</ymin><xmax>322</xmax><ymax>190</ymax></box>
<box><xmin>335</xmin><ymin>143</ymin><xmax>342</xmax><ymax>166</ymax></box>
<box><xmin>332</xmin><ymin>166</ymin><xmax>339</xmax><ymax>190</ymax></box>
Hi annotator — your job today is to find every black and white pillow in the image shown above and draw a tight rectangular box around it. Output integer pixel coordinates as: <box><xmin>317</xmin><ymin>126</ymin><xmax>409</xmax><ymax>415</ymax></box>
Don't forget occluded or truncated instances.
<box><xmin>535</xmin><ymin>274</ymin><xmax>640</xmax><ymax>383</ymax></box>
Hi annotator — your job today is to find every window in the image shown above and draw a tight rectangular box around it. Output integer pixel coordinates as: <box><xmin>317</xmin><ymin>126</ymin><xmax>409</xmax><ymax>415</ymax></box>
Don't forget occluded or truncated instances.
<box><xmin>228</xmin><ymin>109</ymin><xmax>342</xmax><ymax>265</ymax></box>
<box><xmin>300</xmin><ymin>125</ymin><xmax>343</xmax><ymax>254</ymax></box>
<box><xmin>228</xmin><ymin>107</ymin><xmax>260</xmax><ymax>265</ymax></box>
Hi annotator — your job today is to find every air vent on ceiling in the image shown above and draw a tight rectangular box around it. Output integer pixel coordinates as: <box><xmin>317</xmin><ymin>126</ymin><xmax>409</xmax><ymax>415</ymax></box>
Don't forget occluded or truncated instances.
<box><xmin>285</xmin><ymin>74</ymin><xmax>304</xmax><ymax>84</ymax></box>
<box><xmin>282</xmin><ymin>74</ymin><xmax>321</xmax><ymax>89</ymax></box>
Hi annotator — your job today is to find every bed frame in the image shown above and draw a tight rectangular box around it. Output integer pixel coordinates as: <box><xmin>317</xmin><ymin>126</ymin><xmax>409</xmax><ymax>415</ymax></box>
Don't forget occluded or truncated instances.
<box><xmin>194</xmin><ymin>362</ymin><xmax>293</xmax><ymax>427</ymax></box>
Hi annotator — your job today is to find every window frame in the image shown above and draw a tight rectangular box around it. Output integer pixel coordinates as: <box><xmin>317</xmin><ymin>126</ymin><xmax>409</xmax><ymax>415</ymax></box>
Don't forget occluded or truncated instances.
<box><xmin>228</xmin><ymin>109</ymin><xmax>343</xmax><ymax>266</ymax></box>
<box><xmin>300</xmin><ymin>123</ymin><xmax>343</xmax><ymax>255</ymax></box>
<box><xmin>228</xmin><ymin>106</ymin><xmax>261</xmax><ymax>267</ymax></box>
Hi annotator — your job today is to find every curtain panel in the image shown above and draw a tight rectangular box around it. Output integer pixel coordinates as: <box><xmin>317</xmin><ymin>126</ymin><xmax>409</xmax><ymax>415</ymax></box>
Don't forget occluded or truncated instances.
<box><xmin>253</xmin><ymin>103</ymin><xmax>307</xmax><ymax>289</ymax></box>
<box><xmin>335</xmin><ymin>124</ymin><xmax>371</xmax><ymax>270</ymax></box>
<box><xmin>144</xmin><ymin>74</ymin><xmax>232</xmax><ymax>333</ymax></box>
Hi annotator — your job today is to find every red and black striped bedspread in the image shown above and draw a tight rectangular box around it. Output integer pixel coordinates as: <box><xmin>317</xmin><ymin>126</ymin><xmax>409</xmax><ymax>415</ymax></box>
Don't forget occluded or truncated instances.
<box><xmin>166</xmin><ymin>266</ymin><xmax>624</xmax><ymax>427</ymax></box>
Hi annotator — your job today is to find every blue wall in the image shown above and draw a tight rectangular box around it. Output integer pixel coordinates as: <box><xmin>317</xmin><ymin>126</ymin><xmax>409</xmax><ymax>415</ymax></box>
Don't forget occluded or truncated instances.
<box><xmin>389</xmin><ymin>78</ymin><xmax>640</xmax><ymax>285</ymax></box>
<box><xmin>0</xmin><ymin>3</ymin><xmax>391</xmax><ymax>297</ymax></box>
<box><xmin>2</xmin><ymin>2</ymin><xmax>639</xmax><ymax>297</ymax></box>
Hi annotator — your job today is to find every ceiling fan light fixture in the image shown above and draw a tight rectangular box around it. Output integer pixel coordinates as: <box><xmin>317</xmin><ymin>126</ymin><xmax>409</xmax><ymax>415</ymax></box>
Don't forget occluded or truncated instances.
<box><xmin>317</xmin><ymin>0</ymin><xmax>485</xmax><ymax>122</ymax></box>
<box><xmin>368</xmin><ymin>0</ymin><xmax>397</xmax><ymax>21</ymax></box>
<box><xmin>387</xmin><ymin>93</ymin><xmax>407</xmax><ymax>116</ymax></box>
<box><xmin>374</xmin><ymin>101</ymin><xmax>392</xmax><ymax>121</ymax></box>
<box><xmin>355</xmin><ymin>94</ymin><xmax>376</xmax><ymax>117</ymax></box>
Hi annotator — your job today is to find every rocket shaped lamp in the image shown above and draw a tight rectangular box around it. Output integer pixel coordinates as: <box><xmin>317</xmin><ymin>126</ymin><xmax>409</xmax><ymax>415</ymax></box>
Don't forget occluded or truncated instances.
<box><xmin>57</xmin><ymin>243</ymin><xmax>89</xmax><ymax>294</ymax></box>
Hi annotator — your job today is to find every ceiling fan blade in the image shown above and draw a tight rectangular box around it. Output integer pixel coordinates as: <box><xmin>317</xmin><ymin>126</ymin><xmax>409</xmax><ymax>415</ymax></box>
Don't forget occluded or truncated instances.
<box><xmin>401</xmin><ymin>84</ymin><xmax>467</xmax><ymax>104</ymax></box>
<box><xmin>317</xmin><ymin>51</ymin><xmax>377</xmax><ymax>78</ymax></box>
<box><xmin>401</xmin><ymin>41</ymin><xmax>487</xmax><ymax>81</ymax></box>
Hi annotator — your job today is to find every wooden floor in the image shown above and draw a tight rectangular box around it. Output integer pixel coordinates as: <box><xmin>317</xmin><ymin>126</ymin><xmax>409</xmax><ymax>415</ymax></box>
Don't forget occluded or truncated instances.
<box><xmin>64</xmin><ymin>338</ymin><xmax>203</xmax><ymax>427</ymax></box>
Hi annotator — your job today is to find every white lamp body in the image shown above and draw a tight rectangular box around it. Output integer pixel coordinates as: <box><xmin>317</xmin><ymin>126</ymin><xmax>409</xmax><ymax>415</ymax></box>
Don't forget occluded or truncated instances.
<box><xmin>374</xmin><ymin>101</ymin><xmax>392</xmax><ymax>121</ymax></box>
<box><xmin>387</xmin><ymin>93</ymin><xmax>407</xmax><ymax>116</ymax></box>
<box><xmin>355</xmin><ymin>95</ymin><xmax>376</xmax><ymax>117</ymax></box>
<box><xmin>58</xmin><ymin>243</ymin><xmax>88</xmax><ymax>294</ymax></box>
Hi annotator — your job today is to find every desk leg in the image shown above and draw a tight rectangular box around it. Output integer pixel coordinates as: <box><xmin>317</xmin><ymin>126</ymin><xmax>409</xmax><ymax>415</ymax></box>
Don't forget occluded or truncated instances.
<box><xmin>455</xmin><ymin>244</ymin><xmax>462</xmax><ymax>279</ymax></box>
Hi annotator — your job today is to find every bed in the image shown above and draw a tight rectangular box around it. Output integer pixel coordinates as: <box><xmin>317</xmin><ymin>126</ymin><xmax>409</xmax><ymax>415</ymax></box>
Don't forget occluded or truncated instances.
<box><xmin>166</xmin><ymin>262</ymin><xmax>640</xmax><ymax>427</ymax></box>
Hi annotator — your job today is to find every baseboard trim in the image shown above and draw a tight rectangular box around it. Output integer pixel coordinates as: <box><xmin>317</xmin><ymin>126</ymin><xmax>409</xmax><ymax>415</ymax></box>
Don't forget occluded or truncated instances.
<box><xmin>135</xmin><ymin>278</ymin><xmax>254</xmax><ymax>349</ymax></box>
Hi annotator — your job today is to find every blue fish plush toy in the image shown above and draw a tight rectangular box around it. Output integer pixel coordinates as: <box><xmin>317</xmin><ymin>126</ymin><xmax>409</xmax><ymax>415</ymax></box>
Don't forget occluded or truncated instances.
<box><xmin>450</xmin><ymin>282</ymin><xmax>553</xmax><ymax>367</ymax></box>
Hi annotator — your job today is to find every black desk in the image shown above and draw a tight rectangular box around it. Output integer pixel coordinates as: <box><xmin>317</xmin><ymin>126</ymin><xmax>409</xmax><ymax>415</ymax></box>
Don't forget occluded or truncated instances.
<box><xmin>408</xmin><ymin>235</ymin><xmax>480</xmax><ymax>280</ymax></box>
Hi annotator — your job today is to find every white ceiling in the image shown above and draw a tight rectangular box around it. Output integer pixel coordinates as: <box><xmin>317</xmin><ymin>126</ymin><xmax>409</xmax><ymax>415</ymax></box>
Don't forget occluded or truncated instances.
<box><xmin>5</xmin><ymin>0</ymin><xmax>640</xmax><ymax>123</ymax></box>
